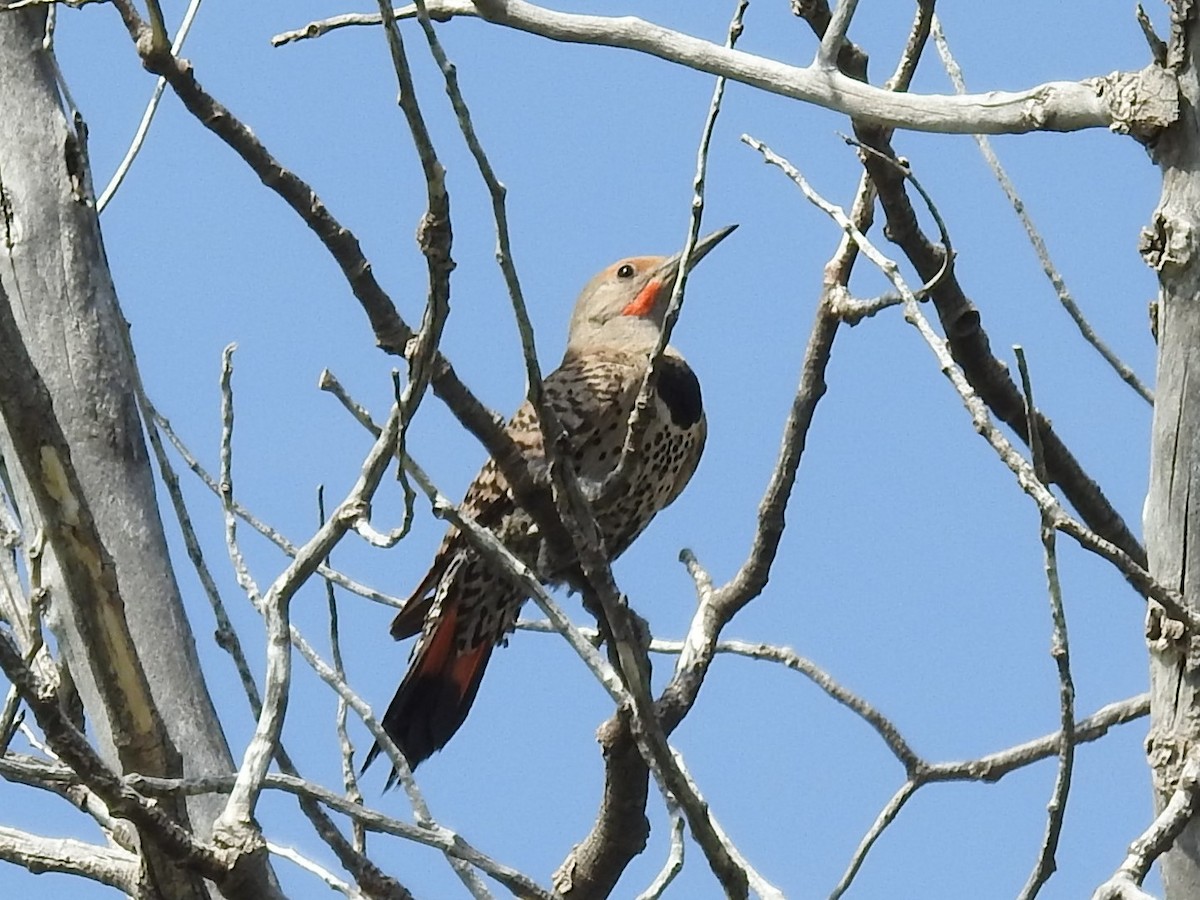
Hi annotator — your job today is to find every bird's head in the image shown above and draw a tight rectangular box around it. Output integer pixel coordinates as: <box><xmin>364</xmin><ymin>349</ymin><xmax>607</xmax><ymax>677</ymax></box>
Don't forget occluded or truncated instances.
<box><xmin>566</xmin><ymin>224</ymin><xmax>737</xmax><ymax>355</ymax></box>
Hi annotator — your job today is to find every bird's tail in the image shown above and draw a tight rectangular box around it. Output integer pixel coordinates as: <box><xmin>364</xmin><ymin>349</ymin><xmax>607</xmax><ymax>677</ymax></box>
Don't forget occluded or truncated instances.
<box><xmin>364</xmin><ymin>604</ymin><xmax>493</xmax><ymax>783</ymax></box>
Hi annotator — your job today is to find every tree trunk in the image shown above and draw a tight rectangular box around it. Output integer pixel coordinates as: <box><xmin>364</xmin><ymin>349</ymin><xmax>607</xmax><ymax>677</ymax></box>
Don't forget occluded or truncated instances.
<box><xmin>0</xmin><ymin>9</ymin><xmax>276</xmax><ymax>897</ymax></box>
<box><xmin>1145</xmin><ymin>7</ymin><xmax>1200</xmax><ymax>897</ymax></box>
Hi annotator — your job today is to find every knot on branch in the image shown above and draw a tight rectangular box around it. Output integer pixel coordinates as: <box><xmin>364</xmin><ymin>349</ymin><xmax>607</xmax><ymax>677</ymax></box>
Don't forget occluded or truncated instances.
<box><xmin>1146</xmin><ymin>731</ymin><xmax>1193</xmax><ymax>798</ymax></box>
<box><xmin>337</xmin><ymin>499</ymin><xmax>370</xmax><ymax>525</ymax></box>
<box><xmin>1139</xmin><ymin>212</ymin><xmax>1194</xmax><ymax>273</ymax></box>
<box><xmin>1146</xmin><ymin>599</ymin><xmax>1188</xmax><ymax>653</ymax></box>
<box><xmin>1093</xmin><ymin>64</ymin><xmax>1179</xmax><ymax>143</ymax></box>
<box><xmin>416</xmin><ymin>210</ymin><xmax>455</xmax><ymax>273</ymax></box>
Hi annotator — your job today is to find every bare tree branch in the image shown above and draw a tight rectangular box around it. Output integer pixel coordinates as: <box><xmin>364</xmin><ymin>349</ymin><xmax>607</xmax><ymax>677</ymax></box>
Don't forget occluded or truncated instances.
<box><xmin>1015</xmin><ymin>347</ymin><xmax>1076</xmax><ymax>900</ymax></box>
<box><xmin>739</xmin><ymin>134</ymin><xmax>1166</xmax><ymax>893</ymax></box>
<box><xmin>795</xmin><ymin>2</ymin><xmax>1150</xmax><ymax>587</ymax></box>
<box><xmin>658</xmin><ymin>0</ymin><xmax>934</xmax><ymax>757</ymax></box>
<box><xmin>147</xmin><ymin>391</ymin><xmax>403</xmax><ymax>610</ymax></box>
<box><xmin>635</xmin><ymin>803</ymin><xmax>685</xmax><ymax>900</ymax></box>
<box><xmin>0</xmin><ymin>825</ymin><xmax>141</xmax><ymax>895</ymax></box>
<box><xmin>268</xmin><ymin>841</ymin><xmax>363</xmax><ymax>899</ymax></box>
<box><xmin>0</xmin><ymin>630</ymin><xmax>242</xmax><ymax>890</ymax></box>
<box><xmin>99</xmin><ymin>0</ymin><xmax>565</xmax><ymax>545</ymax></box>
<box><xmin>553</xmin><ymin>4</ymin><xmax>769</xmax><ymax>895</ymax></box>
<box><xmin>4</xmin><ymin>747</ymin><xmax>548</xmax><ymax>898</ymax></box>
<box><xmin>128</xmin><ymin>769</ymin><xmax>558</xmax><ymax>900</ymax></box>
<box><xmin>0</xmin><ymin>271</ymin><xmax>217</xmax><ymax>897</ymax></box>
<box><xmin>272</xmin><ymin>1</ymin><xmax>1174</xmax><ymax>138</ymax></box>
<box><xmin>816</xmin><ymin>0</ymin><xmax>858</xmax><ymax>68</ymax></box>
<box><xmin>209</xmin><ymin>353</ymin><xmax>413</xmax><ymax>866</ymax></box>
<box><xmin>843</xmin><ymin>96</ymin><xmax>1149</xmax><ymax>573</ymax></box>
<box><xmin>934</xmin><ymin>18</ymin><xmax>1154</xmax><ymax>405</ymax></box>
<box><xmin>194</xmin><ymin>422</ymin><xmax>506</xmax><ymax>890</ymax></box>
<box><xmin>371</xmin><ymin>0</ymin><xmax>453</xmax><ymax>426</ymax></box>
<box><xmin>2</xmin><ymin>3</ymin><xmax>1170</xmax><ymax>898</ymax></box>
<box><xmin>96</xmin><ymin>0</ymin><xmax>204</xmax><ymax>212</ymax></box>
<box><xmin>830</xmin><ymin>779</ymin><xmax>917</xmax><ymax>900</ymax></box>
<box><xmin>98</xmin><ymin>12</ymin><xmax>645</xmax><ymax>728</ymax></box>
<box><xmin>1092</xmin><ymin>747</ymin><xmax>1200</xmax><ymax>899</ymax></box>
<box><xmin>744</xmin><ymin>136</ymin><xmax>1186</xmax><ymax>626</ymax></box>
<box><xmin>830</xmin><ymin>693</ymin><xmax>1150</xmax><ymax>897</ymax></box>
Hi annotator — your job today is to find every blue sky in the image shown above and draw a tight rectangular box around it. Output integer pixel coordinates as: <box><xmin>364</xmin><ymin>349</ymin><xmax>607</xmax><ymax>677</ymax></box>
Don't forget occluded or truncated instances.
<box><xmin>4</xmin><ymin>2</ymin><xmax>1168</xmax><ymax>897</ymax></box>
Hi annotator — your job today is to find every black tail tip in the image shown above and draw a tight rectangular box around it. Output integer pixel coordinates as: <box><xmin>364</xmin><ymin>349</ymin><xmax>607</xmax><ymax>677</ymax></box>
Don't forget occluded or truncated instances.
<box><xmin>362</xmin><ymin>738</ymin><xmax>425</xmax><ymax>790</ymax></box>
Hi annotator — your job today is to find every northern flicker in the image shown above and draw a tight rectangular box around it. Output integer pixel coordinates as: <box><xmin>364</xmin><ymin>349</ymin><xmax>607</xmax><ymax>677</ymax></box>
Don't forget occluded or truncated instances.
<box><xmin>367</xmin><ymin>225</ymin><xmax>735</xmax><ymax>774</ymax></box>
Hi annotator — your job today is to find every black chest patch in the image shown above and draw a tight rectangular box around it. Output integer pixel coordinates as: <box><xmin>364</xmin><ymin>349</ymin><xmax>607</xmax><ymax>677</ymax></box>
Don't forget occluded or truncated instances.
<box><xmin>656</xmin><ymin>357</ymin><xmax>703</xmax><ymax>428</ymax></box>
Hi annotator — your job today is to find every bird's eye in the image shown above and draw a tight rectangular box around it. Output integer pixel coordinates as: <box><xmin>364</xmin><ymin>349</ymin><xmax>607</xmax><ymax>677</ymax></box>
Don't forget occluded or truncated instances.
<box><xmin>617</xmin><ymin>264</ymin><xmax>635</xmax><ymax>278</ymax></box>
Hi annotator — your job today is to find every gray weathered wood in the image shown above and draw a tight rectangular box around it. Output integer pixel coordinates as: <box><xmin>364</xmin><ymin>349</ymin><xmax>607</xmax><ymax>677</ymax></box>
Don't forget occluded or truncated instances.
<box><xmin>0</xmin><ymin>9</ymin><xmax>278</xmax><ymax>898</ymax></box>
<box><xmin>1144</xmin><ymin>10</ymin><xmax>1200</xmax><ymax>898</ymax></box>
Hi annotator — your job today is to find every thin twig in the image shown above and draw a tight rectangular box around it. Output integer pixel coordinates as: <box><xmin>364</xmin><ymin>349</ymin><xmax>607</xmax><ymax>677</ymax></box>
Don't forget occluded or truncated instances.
<box><xmin>883</xmin><ymin>0</ymin><xmax>934</xmax><ymax>93</ymax></box>
<box><xmin>149</xmin><ymin>398</ymin><xmax>401</xmax><ymax>609</ymax></box>
<box><xmin>138</xmin><ymin>394</ymin><xmax>265</xmax><ymax>714</ymax></box>
<box><xmin>406</xmin><ymin>0</ymin><xmax>539</xmax><ymax>402</ymax></box>
<box><xmin>0</xmin><ymin>685</ymin><xmax>20</xmax><ymax>756</ymax></box>
<box><xmin>213</xmin><ymin>346</ymin><xmax>286</xmax><ymax>844</ymax></box>
<box><xmin>151</xmin><ymin>383</ymin><xmax>467</xmax><ymax>863</ymax></box>
<box><xmin>926</xmin><ymin>694</ymin><xmax>1148</xmax><ymax>783</ymax></box>
<box><xmin>136</xmin><ymin>370</ymin><xmax>410</xmax><ymax>895</ymax></box>
<box><xmin>371</xmin><ymin>0</ymin><xmax>452</xmax><ymax>429</ymax></box>
<box><xmin>740</xmin><ymin>134</ymin><xmax>1157</xmax><ymax>892</ymax></box>
<box><xmin>651</xmin><ymin>0</ymin><xmax>937</xmax><ymax>757</ymax></box>
<box><xmin>332</xmin><ymin>379</ymin><xmax>758</xmax><ymax>897</ymax></box>
<box><xmin>400</xmin><ymin>455</ymin><xmax>631</xmax><ymax>705</ymax></box>
<box><xmin>0</xmin><ymin>0</ymin><xmax>107</xmax><ymax>9</ymax></box>
<box><xmin>812</xmin><ymin>8</ymin><xmax>1148</xmax><ymax>574</ymax></box>
<box><xmin>830</xmin><ymin>693</ymin><xmax>1150</xmax><ymax>897</ymax></box>
<box><xmin>829</xmin><ymin>780</ymin><xmax>917</xmax><ymax>899</ymax></box>
<box><xmin>654</xmin><ymin>0</ymin><xmax>932</xmax><ymax>749</ymax></box>
<box><xmin>395</xmin><ymin>19</ymin><xmax>612</xmax><ymax>834</ymax></box>
<box><xmin>594</xmin><ymin>1</ymin><xmax>739</xmax><ymax>506</ymax></box>
<box><xmin>635</xmin><ymin>802</ymin><xmax>686</xmax><ymax>900</ymax></box>
<box><xmin>211</xmin><ymin>366</ymin><xmax>414</xmax><ymax>848</ymax></box>
<box><xmin>1015</xmin><ymin>346</ymin><xmax>1075</xmax><ymax>900</ymax></box>
<box><xmin>668</xmin><ymin>749</ymin><xmax>784</xmax><ymax>900</ymax></box>
<box><xmin>622</xmin><ymin>629</ymin><xmax>1141</xmax><ymax>784</ymax></box>
<box><xmin>319</xmin><ymin>488</ymin><xmax>367</xmax><ymax>855</ymax></box>
<box><xmin>104</xmin><ymin>0</ymin><xmax>556</xmax><ymax>541</ymax></box>
<box><xmin>267</xmin><ymin>841</ymin><xmax>362</xmax><ymax>899</ymax></box>
<box><xmin>1135</xmin><ymin>3</ymin><xmax>1168</xmax><ymax>67</ymax></box>
<box><xmin>218</xmin><ymin>345</ymin><xmax>260</xmax><ymax>604</ymax></box>
<box><xmin>97</xmin><ymin>0</ymin><xmax>205</xmax><ymax>212</ymax></box>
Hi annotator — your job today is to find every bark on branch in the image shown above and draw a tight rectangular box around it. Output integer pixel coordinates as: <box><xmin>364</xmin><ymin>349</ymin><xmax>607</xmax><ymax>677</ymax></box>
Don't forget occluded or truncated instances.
<box><xmin>0</xmin><ymin>8</ymin><xmax>279</xmax><ymax>896</ymax></box>
<box><xmin>276</xmin><ymin>0</ymin><xmax>1177</xmax><ymax>138</ymax></box>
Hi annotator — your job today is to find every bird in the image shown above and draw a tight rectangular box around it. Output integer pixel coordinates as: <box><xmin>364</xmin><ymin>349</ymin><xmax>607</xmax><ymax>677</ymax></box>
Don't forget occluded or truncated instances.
<box><xmin>365</xmin><ymin>225</ymin><xmax>736</xmax><ymax>776</ymax></box>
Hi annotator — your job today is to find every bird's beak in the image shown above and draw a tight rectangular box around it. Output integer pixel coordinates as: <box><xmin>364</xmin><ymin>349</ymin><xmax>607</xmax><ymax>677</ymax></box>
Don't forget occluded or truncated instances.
<box><xmin>621</xmin><ymin>225</ymin><xmax>738</xmax><ymax>319</ymax></box>
<box><xmin>654</xmin><ymin>224</ymin><xmax>738</xmax><ymax>286</ymax></box>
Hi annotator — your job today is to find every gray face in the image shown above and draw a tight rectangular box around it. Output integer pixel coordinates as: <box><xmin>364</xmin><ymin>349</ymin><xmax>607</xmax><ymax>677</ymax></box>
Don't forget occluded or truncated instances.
<box><xmin>564</xmin><ymin>226</ymin><xmax>737</xmax><ymax>356</ymax></box>
<box><xmin>566</xmin><ymin>255</ymin><xmax>674</xmax><ymax>355</ymax></box>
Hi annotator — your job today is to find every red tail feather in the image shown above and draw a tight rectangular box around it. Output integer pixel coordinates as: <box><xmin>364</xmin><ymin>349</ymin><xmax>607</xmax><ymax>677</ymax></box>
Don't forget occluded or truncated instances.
<box><xmin>366</xmin><ymin>604</ymin><xmax>493</xmax><ymax>779</ymax></box>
